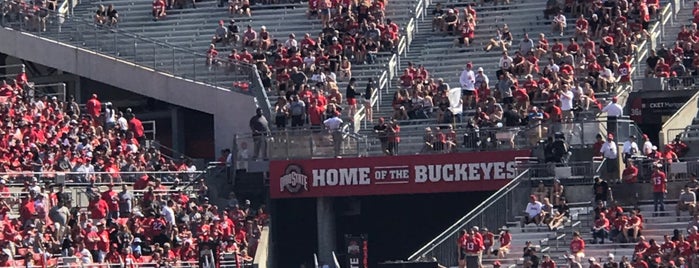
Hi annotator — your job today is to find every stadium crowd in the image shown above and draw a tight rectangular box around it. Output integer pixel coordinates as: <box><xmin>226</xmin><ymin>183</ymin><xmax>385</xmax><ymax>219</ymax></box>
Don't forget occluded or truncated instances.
<box><xmin>0</xmin><ymin>72</ymin><xmax>269</xmax><ymax>267</ymax></box>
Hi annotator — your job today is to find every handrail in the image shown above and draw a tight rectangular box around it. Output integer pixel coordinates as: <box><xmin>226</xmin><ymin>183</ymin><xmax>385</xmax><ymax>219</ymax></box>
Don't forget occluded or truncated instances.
<box><xmin>407</xmin><ymin>169</ymin><xmax>529</xmax><ymax>262</ymax></box>
<box><xmin>660</xmin><ymin>90</ymin><xmax>699</xmax><ymax>145</ymax></box>
<box><xmin>32</xmin><ymin>82</ymin><xmax>67</xmax><ymax>102</ymax></box>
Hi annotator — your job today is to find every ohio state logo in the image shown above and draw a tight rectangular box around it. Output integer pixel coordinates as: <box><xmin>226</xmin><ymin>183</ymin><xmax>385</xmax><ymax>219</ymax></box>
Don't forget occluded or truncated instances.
<box><xmin>279</xmin><ymin>164</ymin><xmax>309</xmax><ymax>194</ymax></box>
<box><xmin>347</xmin><ymin>240</ymin><xmax>360</xmax><ymax>254</ymax></box>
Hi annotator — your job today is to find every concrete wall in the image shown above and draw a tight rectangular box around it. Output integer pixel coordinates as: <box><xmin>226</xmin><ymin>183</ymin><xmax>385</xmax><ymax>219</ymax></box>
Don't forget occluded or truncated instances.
<box><xmin>660</xmin><ymin>90</ymin><xmax>699</xmax><ymax>146</ymax></box>
<box><xmin>0</xmin><ymin>28</ymin><xmax>257</xmax><ymax>154</ymax></box>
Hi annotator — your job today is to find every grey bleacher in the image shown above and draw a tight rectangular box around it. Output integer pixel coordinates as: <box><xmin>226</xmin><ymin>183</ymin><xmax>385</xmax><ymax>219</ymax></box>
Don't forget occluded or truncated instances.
<box><xmin>68</xmin><ymin>0</ymin><xmax>419</xmax><ymax>125</ymax></box>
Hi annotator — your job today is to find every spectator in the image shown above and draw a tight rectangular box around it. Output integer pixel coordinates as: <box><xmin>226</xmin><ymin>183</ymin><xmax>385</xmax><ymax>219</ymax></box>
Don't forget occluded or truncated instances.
<box><xmin>593</xmin><ymin>176</ymin><xmax>610</xmax><ymax>206</ymax></box>
<box><xmin>386</xmin><ymin>119</ymin><xmax>400</xmax><ymax>155</ymax></box>
<box><xmin>600</xmin><ymin>134</ymin><xmax>619</xmax><ymax>182</ymax></box>
<box><xmin>642</xmin><ymin>134</ymin><xmax>653</xmax><ymax>156</ymax></box>
<box><xmin>152</xmin><ymin>0</ymin><xmax>166</xmax><ymax>21</ymax></box>
<box><xmin>323</xmin><ymin>114</ymin><xmax>343</xmax><ymax>157</ymax></box>
<box><xmin>651</xmin><ymin>163</ymin><xmax>667</xmax><ymax>213</ymax></box>
<box><xmin>592</xmin><ymin>212</ymin><xmax>610</xmax><ymax>244</ymax></box>
<box><xmin>624</xmin><ymin>210</ymin><xmax>643</xmax><ymax>242</ymax></box>
<box><xmin>622</xmin><ymin>135</ymin><xmax>639</xmax><ymax>163</ymax></box>
<box><xmin>497</xmin><ymin>226</ymin><xmax>511</xmax><ymax>258</ymax></box>
<box><xmin>95</xmin><ymin>5</ymin><xmax>106</xmax><ymax>25</ymax></box>
<box><xmin>127</xmin><ymin>113</ymin><xmax>146</xmax><ymax>144</ymax></box>
<box><xmin>106</xmin><ymin>4</ymin><xmax>118</xmax><ymax>26</ymax></box>
<box><xmin>541</xmin><ymin>255</ymin><xmax>556</xmax><ymax>268</ymax></box>
<box><xmin>549</xmin><ymin>198</ymin><xmax>569</xmax><ymax>230</ymax></box>
<box><xmin>212</xmin><ymin>20</ymin><xmax>229</xmax><ymax>46</ymax></box>
<box><xmin>521</xmin><ymin>195</ymin><xmax>543</xmax><ymax>228</ymax></box>
<box><xmin>677</xmin><ymin>185</ymin><xmax>696</xmax><ymax>218</ymax></box>
<box><xmin>622</xmin><ymin>160</ymin><xmax>639</xmax><ymax>184</ymax></box>
<box><xmin>570</xmin><ymin>231</ymin><xmax>585</xmax><ymax>262</ymax></box>
<box><xmin>589</xmin><ymin>258</ymin><xmax>602</xmax><ymax>268</ymax></box>
<box><xmin>249</xmin><ymin>108</ymin><xmax>270</xmax><ymax>160</ymax></box>
<box><xmin>459</xmin><ymin>62</ymin><xmax>476</xmax><ymax>109</ymax></box>
<box><xmin>552</xmin><ymin>11</ymin><xmax>566</xmax><ymax>36</ymax></box>
<box><xmin>610</xmin><ymin>211</ymin><xmax>627</xmax><ymax>243</ymax></box>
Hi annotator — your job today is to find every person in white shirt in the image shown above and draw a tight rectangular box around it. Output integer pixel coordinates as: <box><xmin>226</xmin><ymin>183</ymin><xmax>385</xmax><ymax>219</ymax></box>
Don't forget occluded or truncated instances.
<box><xmin>642</xmin><ymin>134</ymin><xmax>654</xmax><ymax>156</ymax></box>
<box><xmin>459</xmin><ymin>62</ymin><xmax>476</xmax><ymax>110</ymax></box>
<box><xmin>600</xmin><ymin>133</ymin><xmax>619</xmax><ymax>181</ymax></box>
<box><xmin>284</xmin><ymin>33</ymin><xmax>298</xmax><ymax>49</ymax></box>
<box><xmin>552</xmin><ymin>11</ymin><xmax>567</xmax><ymax>36</ymax></box>
<box><xmin>559</xmin><ymin>86</ymin><xmax>574</xmax><ymax>127</ymax></box>
<box><xmin>161</xmin><ymin>200</ymin><xmax>176</xmax><ymax>226</ymax></box>
<box><xmin>499</xmin><ymin>51</ymin><xmax>513</xmax><ymax>73</ymax></box>
<box><xmin>324</xmin><ymin>114</ymin><xmax>344</xmax><ymax>157</ymax></box>
<box><xmin>598</xmin><ymin>66</ymin><xmax>615</xmax><ymax>91</ymax></box>
<box><xmin>622</xmin><ymin>135</ymin><xmax>639</xmax><ymax>162</ymax></box>
<box><xmin>547</xmin><ymin>58</ymin><xmax>560</xmax><ymax>73</ymax></box>
<box><xmin>601</xmin><ymin>96</ymin><xmax>623</xmax><ymax>136</ymax></box>
<box><xmin>521</xmin><ymin>195</ymin><xmax>543</xmax><ymax>227</ymax></box>
<box><xmin>117</xmin><ymin>111</ymin><xmax>129</xmax><ymax>134</ymax></box>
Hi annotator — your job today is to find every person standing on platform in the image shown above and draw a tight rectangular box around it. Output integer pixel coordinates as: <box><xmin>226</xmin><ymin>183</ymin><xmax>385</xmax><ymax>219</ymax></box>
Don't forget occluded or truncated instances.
<box><xmin>249</xmin><ymin>108</ymin><xmax>270</xmax><ymax>160</ymax></box>
<box><xmin>651</xmin><ymin>163</ymin><xmax>667</xmax><ymax>215</ymax></box>
<box><xmin>601</xmin><ymin>97</ymin><xmax>623</xmax><ymax>137</ymax></box>
<box><xmin>601</xmin><ymin>133</ymin><xmax>619</xmax><ymax>182</ymax></box>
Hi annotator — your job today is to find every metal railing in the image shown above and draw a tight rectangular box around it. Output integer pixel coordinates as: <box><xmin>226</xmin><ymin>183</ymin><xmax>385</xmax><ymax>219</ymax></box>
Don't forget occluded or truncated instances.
<box><xmin>407</xmin><ymin>170</ymin><xmax>531</xmax><ymax>266</ymax></box>
<box><xmin>0</xmin><ymin>6</ymin><xmax>272</xmax><ymax>119</ymax></box>
<box><xmin>0</xmin><ymin>170</ymin><xmax>206</xmax><ymax>185</ymax></box>
<box><xmin>32</xmin><ymin>82</ymin><xmax>67</xmax><ymax>102</ymax></box>
<box><xmin>0</xmin><ymin>63</ymin><xmax>25</xmax><ymax>77</ymax></box>
<box><xmin>233</xmin><ymin>128</ymin><xmax>369</xmax><ymax>160</ymax></box>
<box><xmin>514</xmin><ymin>157</ymin><xmax>602</xmax><ymax>184</ymax></box>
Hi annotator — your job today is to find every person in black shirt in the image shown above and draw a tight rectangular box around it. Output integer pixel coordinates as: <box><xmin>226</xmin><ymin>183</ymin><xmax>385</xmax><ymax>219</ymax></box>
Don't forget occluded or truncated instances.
<box><xmin>363</xmin><ymin>78</ymin><xmax>375</xmax><ymax>121</ymax></box>
<box><xmin>503</xmin><ymin>104</ymin><xmax>521</xmax><ymax>127</ymax></box>
<box><xmin>346</xmin><ymin>78</ymin><xmax>359</xmax><ymax>117</ymax></box>
<box><xmin>227</xmin><ymin>19</ymin><xmax>240</xmax><ymax>46</ymax></box>
<box><xmin>373</xmin><ymin>118</ymin><xmax>388</xmax><ymax>153</ymax></box>
<box><xmin>432</xmin><ymin>3</ymin><xmax>445</xmax><ymax>32</ymax></box>
<box><xmin>249</xmin><ymin>108</ymin><xmax>270</xmax><ymax>160</ymax></box>
<box><xmin>593</xmin><ymin>176</ymin><xmax>610</xmax><ymax>205</ymax></box>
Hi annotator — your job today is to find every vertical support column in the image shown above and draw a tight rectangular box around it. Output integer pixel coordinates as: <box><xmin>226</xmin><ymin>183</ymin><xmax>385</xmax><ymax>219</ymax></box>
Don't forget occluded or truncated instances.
<box><xmin>170</xmin><ymin>106</ymin><xmax>186</xmax><ymax>156</ymax></box>
<box><xmin>317</xmin><ymin>197</ymin><xmax>336</xmax><ymax>265</ymax></box>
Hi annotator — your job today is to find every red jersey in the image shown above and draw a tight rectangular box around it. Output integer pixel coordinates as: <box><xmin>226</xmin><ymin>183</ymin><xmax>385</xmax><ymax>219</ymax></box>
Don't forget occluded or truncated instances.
<box><xmin>678</xmin><ymin>241</ymin><xmax>692</xmax><ymax>256</ymax></box>
<box><xmin>86</xmin><ymin>97</ymin><xmax>102</xmax><ymax>118</ymax></box>
<box><xmin>89</xmin><ymin>199</ymin><xmax>109</xmax><ymax>219</ymax></box>
<box><xmin>101</xmin><ymin>190</ymin><xmax>119</xmax><ymax>211</ymax></box>
<box><xmin>618</xmin><ymin>62</ymin><xmax>632</xmax><ymax>82</ymax></box>
<box><xmin>499</xmin><ymin>232</ymin><xmax>511</xmax><ymax>247</ymax></box>
<box><xmin>570</xmin><ymin>239</ymin><xmax>585</xmax><ymax>253</ymax></box>
<box><xmin>661</xmin><ymin>241</ymin><xmax>676</xmax><ymax>254</ymax></box>
<box><xmin>462</xmin><ymin>236</ymin><xmax>483</xmax><ymax>253</ymax></box>
<box><xmin>651</xmin><ymin>170</ymin><xmax>667</xmax><ymax>193</ymax></box>
<box><xmin>482</xmin><ymin>232</ymin><xmax>494</xmax><ymax>248</ymax></box>
<box><xmin>128</xmin><ymin>118</ymin><xmax>145</xmax><ymax>138</ymax></box>
<box><xmin>634</xmin><ymin>241</ymin><xmax>650</xmax><ymax>254</ymax></box>
<box><xmin>541</xmin><ymin>260</ymin><xmax>556</xmax><ymax>268</ymax></box>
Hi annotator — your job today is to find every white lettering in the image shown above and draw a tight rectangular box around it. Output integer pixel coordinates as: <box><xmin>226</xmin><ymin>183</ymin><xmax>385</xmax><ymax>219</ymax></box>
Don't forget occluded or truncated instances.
<box><xmin>456</xmin><ymin>164</ymin><xmax>468</xmax><ymax>181</ymax></box>
<box><xmin>480</xmin><ymin>162</ymin><xmax>494</xmax><ymax>180</ymax></box>
<box><xmin>349</xmin><ymin>258</ymin><xmax>360</xmax><ymax>268</ymax></box>
<box><xmin>442</xmin><ymin>165</ymin><xmax>454</xmax><ymax>181</ymax></box>
<box><xmin>313</xmin><ymin>169</ymin><xmax>326</xmax><ymax>187</ymax></box>
<box><xmin>468</xmin><ymin>163</ymin><xmax>479</xmax><ymax>180</ymax></box>
<box><xmin>429</xmin><ymin>165</ymin><xmax>440</xmax><ymax>182</ymax></box>
<box><xmin>375</xmin><ymin>170</ymin><xmax>384</xmax><ymax>180</ymax></box>
<box><xmin>340</xmin><ymin>168</ymin><xmax>358</xmax><ymax>185</ymax></box>
<box><xmin>358</xmin><ymin>168</ymin><xmax>370</xmax><ymax>185</ymax></box>
<box><xmin>506</xmin><ymin>161</ymin><xmax>517</xmax><ymax>179</ymax></box>
<box><xmin>415</xmin><ymin>165</ymin><xmax>427</xmax><ymax>182</ymax></box>
<box><xmin>493</xmin><ymin>162</ymin><xmax>505</xmax><ymax>179</ymax></box>
<box><xmin>326</xmin><ymin>169</ymin><xmax>338</xmax><ymax>186</ymax></box>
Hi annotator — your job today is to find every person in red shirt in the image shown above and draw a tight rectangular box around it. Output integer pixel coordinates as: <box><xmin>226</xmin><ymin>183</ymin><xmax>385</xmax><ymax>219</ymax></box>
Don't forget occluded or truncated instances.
<box><xmin>541</xmin><ymin>254</ymin><xmax>556</xmax><ymax>268</ymax></box>
<box><xmin>18</xmin><ymin>195</ymin><xmax>36</xmax><ymax>225</ymax></box>
<box><xmin>462</xmin><ymin>229</ymin><xmax>484</xmax><ymax>268</ymax></box>
<box><xmin>480</xmin><ymin>228</ymin><xmax>495</xmax><ymax>257</ymax></box>
<box><xmin>592</xmin><ymin>212</ymin><xmax>610</xmax><ymax>244</ymax></box>
<box><xmin>651</xmin><ymin>164</ymin><xmax>667</xmax><ymax>213</ymax></box>
<box><xmin>654</xmin><ymin>58</ymin><xmax>671</xmax><ymax>77</ymax></box>
<box><xmin>206</xmin><ymin>44</ymin><xmax>219</xmax><ymax>66</ymax></box>
<box><xmin>127</xmin><ymin>114</ymin><xmax>145</xmax><ymax>144</ymax></box>
<box><xmin>588</xmin><ymin>257</ymin><xmax>602</xmax><ymax>268</ymax></box>
<box><xmin>624</xmin><ymin>210</ymin><xmax>643</xmax><ymax>242</ymax></box>
<box><xmin>152</xmin><ymin>0</ymin><xmax>166</xmax><ymax>20</ymax></box>
<box><xmin>575</xmin><ymin>15</ymin><xmax>588</xmax><ymax>39</ymax></box>
<box><xmin>88</xmin><ymin>196</ymin><xmax>109</xmax><ymax>220</ymax></box>
<box><xmin>497</xmin><ymin>227</ymin><xmax>511</xmax><ymax>258</ymax></box>
<box><xmin>101</xmin><ymin>183</ymin><xmax>119</xmax><ymax>219</ymax></box>
<box><xmin>622</xmin><ymin>160</ymin><xmax>639</xmax><ymax>184</ymax></box>
<box><xmin>86</xmin><ymin>94</ymin><xmax>102</xmax><ymax>121</ymax></box>
<box><xmin>634</xmin><ymin>236</ymin><xmax>650</xmax><ymax>256</ymax></box>
<box><xmin>457</xmin><ymin>229</ymin><xmax>467</xmax><ymax>268</ymax></box>
<box><xmin>633</xmin><ymin>254</ymin><xmax>648</xmax><ymax>268</ymax></box>
<box><xmin>570</xmin><ymin>231</ymin><xmax>585</xmax><ymax>262</ymax></box>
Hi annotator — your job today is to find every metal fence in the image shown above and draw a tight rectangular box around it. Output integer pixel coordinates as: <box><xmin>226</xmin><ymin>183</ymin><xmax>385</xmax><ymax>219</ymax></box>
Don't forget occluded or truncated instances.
<box><xmin>0</xmin><ymin>170</ymin><xmax>206</xmax><ymax>185</ymax></box>
<box><xmin>233</xmin><ymin>129</ymin><xmax>369</xmax><ymax>161</ymax></box>
<box><xmin>407</xmin><ymin>170</ymin><xmax>531</xmax><ymax>266</ymax></box>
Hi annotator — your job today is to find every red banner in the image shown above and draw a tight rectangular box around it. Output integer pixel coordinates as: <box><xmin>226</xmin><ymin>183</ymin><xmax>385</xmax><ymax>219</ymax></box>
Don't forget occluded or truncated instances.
<box><xmin>269</xmin><ymin>150</ymin><xmax>531</xmax><ymax>199</ymax></box>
